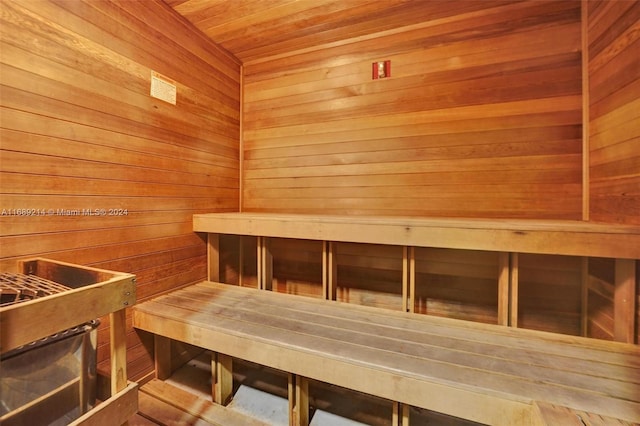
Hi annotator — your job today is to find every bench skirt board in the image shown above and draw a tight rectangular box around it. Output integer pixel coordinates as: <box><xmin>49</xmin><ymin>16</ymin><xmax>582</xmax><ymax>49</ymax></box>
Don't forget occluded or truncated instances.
<box><xmin>132</xmin><ymin>281</ymin><xmax>640</xmax><ymax>425</ymax></box>
<box><xmin>193</xmin><ymin>213</ymin><xmax>640</xmax><ymax>259</ymax></box>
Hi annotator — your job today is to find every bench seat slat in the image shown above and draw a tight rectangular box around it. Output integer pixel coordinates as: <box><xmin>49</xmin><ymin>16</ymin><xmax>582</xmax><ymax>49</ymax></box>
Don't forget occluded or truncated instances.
<box><xmin>192</xmin><ymin>281</ymin><xmax>640</xmax><ymax>372</ymax></box>
<box><xmin>156</xmin><ymin>287</ymin><xmax>639</xmax><ymax>396</ymax></box>
<box><xmin>135</xmin><ymin>308</ymin><xmax>533</xmax><ymax>425</ymax></box>
<box><xmin>139</xmin><ymin>295</ymin><xmax>638</xmax><ymax>405</ymax></box>
<box><xmin>133</xmin><ymin>282</ymin><xmax>640</xmax><ymax>424</ymax></box>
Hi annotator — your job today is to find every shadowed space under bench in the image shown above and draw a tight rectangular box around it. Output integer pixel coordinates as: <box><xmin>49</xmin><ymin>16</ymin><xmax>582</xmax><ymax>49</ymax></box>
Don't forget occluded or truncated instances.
<box><xmin>133</xmin><ymin>281</ymin><xmax>640</xmax><ymax>425</ymax></box>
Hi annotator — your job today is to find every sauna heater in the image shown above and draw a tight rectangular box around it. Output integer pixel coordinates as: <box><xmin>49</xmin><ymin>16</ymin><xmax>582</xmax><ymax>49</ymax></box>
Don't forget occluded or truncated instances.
<box><xmin>0</xmin><ymin>272</ymin><xmax>98</xmax><ymax>425</ymax></box>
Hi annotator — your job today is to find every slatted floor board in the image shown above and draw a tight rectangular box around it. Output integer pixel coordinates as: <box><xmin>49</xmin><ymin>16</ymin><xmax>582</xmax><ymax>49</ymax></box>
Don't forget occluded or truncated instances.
<box><xmin>132</xmin><ymin>282</ymin><xmax>640</xmax><ymax>425</ymax></box>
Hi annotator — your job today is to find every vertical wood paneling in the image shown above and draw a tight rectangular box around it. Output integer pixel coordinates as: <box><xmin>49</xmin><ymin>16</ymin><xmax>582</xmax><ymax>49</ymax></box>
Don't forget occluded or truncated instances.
<box><xmin>242</xmin><ymin>1</ymin><xmax>583</xmax><ymax>219</ymax></box>
<box><xmin>0</xmin><ymin>0</ymin><xmax>240</xmax><ymax>381</ymax></box>
<box><xmin>588</xmin><ymin>0</ymin><xmax>640</xmax><ymax>224</ymax></box>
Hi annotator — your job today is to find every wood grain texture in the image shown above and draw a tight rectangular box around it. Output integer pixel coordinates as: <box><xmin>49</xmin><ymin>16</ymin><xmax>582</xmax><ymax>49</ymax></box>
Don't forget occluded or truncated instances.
<box><xmin>2</xmin><ymin>1</ymin><xmax>638</xmax><ymax>397</ymax></box>
<box><xmin>133</xmin><ymin>281</ymin><xmax>640</xmax><ymax>424</ymax></box>
<box><xmin>138</xmin><ymin>379</ymin><xmax>272</xmax><ymax>426</ymax></box>
<box><xmin>588</xmin><ymin>0</ymin><xmax>640</xmax><ymax>225</ymax></box>
<box><xmin>194</xmin><ymin>213</ymin><xmax>640</xmax><ymax>259</ymax></box>
<box><xmin>586</xmin><ymin>0</ymin><xmax>640</xmax><ymax>344</ymax></box>
<box><xmin>199</xmin><ymin>212</ymin><xmax>640</xmax><ymax>341</ymax></box>
<box><xmin>169</xmin><ymin>0</ymin><xmax>520</xmax><ymax>64</ymax></box>
<box><xmin>242</xmin><ymin>1</ymin><xmax>583</xmax><ymax>219</ymax></box>
<box><xmin>517</xmin><ymin>254</ymin><xmax>582</xmax><ymax>336</ymax></box>
<box><xmin>0</xmin><ymin>0</ymin><xmax>240</xmax><ymax>382</ymax></box>
<box><xmin>415</xmin><ymin>248</ymin><xmax>500</xmax><ymax>325</ymax></box>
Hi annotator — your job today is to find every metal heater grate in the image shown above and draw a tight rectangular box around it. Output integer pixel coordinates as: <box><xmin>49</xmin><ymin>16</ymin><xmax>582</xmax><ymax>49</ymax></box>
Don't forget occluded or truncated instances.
<box><xmin>0</xmin><ymin>272</ymin><xmax>72</xmax><ymax>307</ymax></box>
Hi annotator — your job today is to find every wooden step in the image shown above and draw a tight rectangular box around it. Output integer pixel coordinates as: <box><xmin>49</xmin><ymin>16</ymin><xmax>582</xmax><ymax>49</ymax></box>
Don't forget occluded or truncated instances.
<box><xmin>138</xmin><ymin>379</ymin><xmax>271</xmax><ymax>426</ymax></box>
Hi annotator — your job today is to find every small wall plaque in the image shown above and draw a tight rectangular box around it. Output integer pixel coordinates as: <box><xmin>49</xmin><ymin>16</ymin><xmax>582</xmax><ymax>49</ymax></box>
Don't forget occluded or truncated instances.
<box><xmin>150</xmin><ymin>71</ymin><xmax>177</xmax><ymax>105</ymax></box>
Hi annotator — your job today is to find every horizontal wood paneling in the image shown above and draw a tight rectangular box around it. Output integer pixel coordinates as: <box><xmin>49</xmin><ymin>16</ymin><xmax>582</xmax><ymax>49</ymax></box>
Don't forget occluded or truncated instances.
<box><xmin>242</xmin><ymin>0</ymin><xmax>583</xmax><ymax>219</ymax></box>
<box><xmin>588</xmin><ymin>0</ymin><xmax>640</xmax><ymax>225</ymax></box>
<box><xmin>518</xmin><ymin>254</ymin><xmax>582</xmax><ymax>336</ymax></box>
<box><xmin>415</xmin><ymin>248</ymin><xmax>499</xmax><ymax>324</ymax></box>
<box><xmin>336</xmin><ymin>243</ymin><xmax>403</xmax><ymax>311</ymax></box>
<box><xmin>272</xmin><ymin>237</ymin><xmax>324</xmax><ymax>298</ymax></box>
<box><xmin>0</xmin><ymin>0</ymin><xmax>240</xmax><ymax>382</ymax></box>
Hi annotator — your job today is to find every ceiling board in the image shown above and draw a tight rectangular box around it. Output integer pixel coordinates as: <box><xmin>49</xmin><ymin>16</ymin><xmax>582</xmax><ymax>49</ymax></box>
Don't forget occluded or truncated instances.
<box><xmin>166</xmin><ymin>0</ymin><xmax>519</xmax><ymax>63</ymax></box>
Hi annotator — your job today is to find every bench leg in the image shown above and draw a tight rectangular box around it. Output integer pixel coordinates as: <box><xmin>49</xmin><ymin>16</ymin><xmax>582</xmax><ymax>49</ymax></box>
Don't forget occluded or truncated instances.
<box><xmin>323</xmin><ymin>241</ymin><xmax>338</xmax><ymax>301</ymax></box>
<box><xmin>154</xmin><ymin>335</ymin><xmax>172</xmax><ymax>380</ymax></box>
<box><xmin>580</xmin><ymin>257</ymin><xmax>589</xmax><ymax>337</ymax></box>
<box><xmin>258</xmin><ymin>236</ymin><xmax>273</xmax><ymax>291</ymax></box>
<box><xmin>212</xmin><ymin>353</ymin><xmax>233</xmax><ymax>405</ymax></box>
<box><xmin>393</xmin><ymin>402</ymin><xmax>409</xmax><ymax>426</ymax></box>
<box><xmin>402</xmin><ymin>247</ymin><xmax>415</xmax><ymax>313</ymax></box>
<box><xmin>208</xmin><ymin>233</ymin><xmax>220</xmax><ymax>282</ymax></box>
<box><xmin>288</xmin><ymin>374</ymin><xmax>309</xmax><ymax>426</ymax></box>
<box><xmin>614</xmin><ymin>258</ymin><xmax>637</xmax><ymax>343</ymax></box>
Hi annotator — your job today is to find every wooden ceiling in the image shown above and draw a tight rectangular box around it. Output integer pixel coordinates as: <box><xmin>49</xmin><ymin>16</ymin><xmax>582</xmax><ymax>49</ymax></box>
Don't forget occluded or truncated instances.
<box><xmin>164</xmin><ymin>0</ymin><xmax>514</xmax><ymax>64</ymax></box>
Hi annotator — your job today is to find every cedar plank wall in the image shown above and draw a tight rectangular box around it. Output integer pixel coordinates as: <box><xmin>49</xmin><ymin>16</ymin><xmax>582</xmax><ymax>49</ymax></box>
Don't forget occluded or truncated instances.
<box><xmin>588</xmin><ymin>0</ymin><xmax>640</xmax><ymax>225</ymax></box>
<box><xmin>241</xmin><ymin>1</ymin><xmax>586</xmax><ymax>330</ymax></box>
<box><xmin>0</xmin><ymin>0</ymin><xmax>240</xmax><ymax>381</ymax></box>
<box><xmin>586</xmin><ymin>1</ymin><xmax>640</xmax><ymax>342</ymax></box>
<box><xmin>242</xmin><ymin>1</ymin><xmax>583</xmax><ymax>218</ymax></box>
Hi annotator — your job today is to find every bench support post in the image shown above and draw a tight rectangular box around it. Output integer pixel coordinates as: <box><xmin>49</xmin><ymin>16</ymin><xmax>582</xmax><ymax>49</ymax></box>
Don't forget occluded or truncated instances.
<box><xmin>288</xmin><ymin>374</ymin><xmax>309</xmax><ymax>426</ymax></box>
<box><xmin>323</xmin><ymin>241</ymin><xmax>337</xmax><ymax>301</ymax></box>
<box><xmin>238</xmin><ymin>235</ymin><xmax>244</xmax><ymax>286</ymax></box>
<box><xmin>580</xmin><ymin>257</ymin><xmax>589</xmax><ymax>337</ymax></box>
<box><xmin>497</xmin><ymin>253</ymin><xmax>519</xmax><ymax>327</ymax></box>
<box><xmin>510</xmin><ymin>253</ymin><xmax>519</xmax><ymax>327</ymax></box>
<box><xmin>403</xmin><ymin>247</ymin><xmax>415</xmax><ymax>312</ymax></box>
<box><xmin>498</xmin><ymin>252</ymin><xmax>510</xmax><ymax>326</ymax></box>
<box><xmin>614</xmin><ymin>259</ymin><xmax>637</xmax><ymax>343</ymax></box>
<box><xmin>212</xmin><ymin>353</ymin><xmax>233</xmax><ymax>405</ymax></box>
<box><xmin>154</xmin><ymin>335</ymin><xmax>171</xmax><ymax>380</ymax></box>
<box><xmin>393</xmin><ymin>402</ymin><xmax>410</xmax><ymax>425</ymax></box>
<box><xmin>258</xmin><ymin>237</ymin><xmax>273</xmax><ymax>290</ymax></box>
<box><xmin>208</xmin><ymin>234</ymin><xmax>220</xmax><ymax>282</ymax></box>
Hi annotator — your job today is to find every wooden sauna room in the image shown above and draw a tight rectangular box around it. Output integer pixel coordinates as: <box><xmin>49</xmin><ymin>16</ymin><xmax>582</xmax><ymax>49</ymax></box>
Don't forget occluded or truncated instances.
<box><xmin>1</xmin><ymin>0</ymin><xmax>639</xmax><ymax>425</ymax></box>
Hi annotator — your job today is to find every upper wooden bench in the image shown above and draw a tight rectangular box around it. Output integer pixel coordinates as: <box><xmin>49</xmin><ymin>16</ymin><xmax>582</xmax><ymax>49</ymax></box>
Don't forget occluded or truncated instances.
<box><xmin>194</xmin><ymin>212</ymin><xmax>640</xmax><ymax>341</ymax></box>
<box><xmin>193</xmin><ymin>213</ymin><xmax>640</xmax><ymax>259</ymax></box>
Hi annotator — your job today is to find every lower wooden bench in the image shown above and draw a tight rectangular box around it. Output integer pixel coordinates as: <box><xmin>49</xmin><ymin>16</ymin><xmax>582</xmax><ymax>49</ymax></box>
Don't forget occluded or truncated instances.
<box><xmin>132</xmin><ymin>281</ymin><xmax>640</xmax><ymax>425</ymax></box>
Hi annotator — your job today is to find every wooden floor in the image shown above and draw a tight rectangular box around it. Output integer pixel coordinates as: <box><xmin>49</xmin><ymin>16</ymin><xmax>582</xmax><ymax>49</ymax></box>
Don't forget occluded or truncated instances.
<box><xmin>133</xmin><ymin>281</ymin><xmax>640</xmax><ymax>425</ymax></box>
